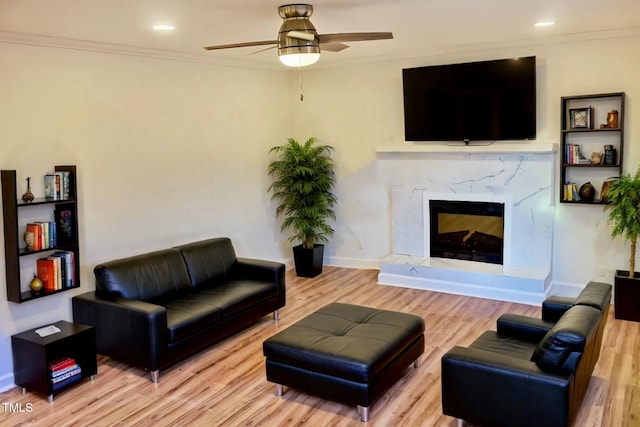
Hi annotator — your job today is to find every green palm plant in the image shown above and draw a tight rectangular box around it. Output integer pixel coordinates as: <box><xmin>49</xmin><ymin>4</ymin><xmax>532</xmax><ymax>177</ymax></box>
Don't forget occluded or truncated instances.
<box><xmin>267</xmin><ymin>137</ymin><xmax>337</xmax><ymax>249</ymax></box>
<box><xmin>604</xmin><ymin>165</ymin><xmax>640</xmax><ymax>277</ymax></box>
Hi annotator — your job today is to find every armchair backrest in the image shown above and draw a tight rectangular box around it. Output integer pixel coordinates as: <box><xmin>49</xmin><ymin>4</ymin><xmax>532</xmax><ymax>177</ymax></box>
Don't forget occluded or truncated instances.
<box><xmin>575</xmin><ymin>281</ymin><xmax>612</xmax><ymax>311</ymax></box>
<box><xmin>531</xmin><ymin>305</ymin><xmax>600</xmax><ymax>372</ymax></box>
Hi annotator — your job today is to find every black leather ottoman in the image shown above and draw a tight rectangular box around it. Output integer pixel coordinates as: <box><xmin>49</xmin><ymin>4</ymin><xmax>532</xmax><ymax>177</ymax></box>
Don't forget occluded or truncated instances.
<box><xmin>263</xmin><ymin>302</ymin><xmax>425</xmax><ymax>422</ymax></box>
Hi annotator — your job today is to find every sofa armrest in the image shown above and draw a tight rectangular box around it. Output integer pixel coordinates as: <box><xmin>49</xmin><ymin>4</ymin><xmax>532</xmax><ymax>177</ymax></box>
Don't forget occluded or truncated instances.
<box><xmin>235</xmin><ymin>257</ymin><xmax>286</xmax><ymax>307</ymax></box>
<box><xmin>497</xmin><ymin>314</ymin><xmax>556</xmax><ymax>342</ymax></box>
<box><xmin>441</xmin><ymin>346</ymin><xmax>570</xmax><ymax>426</ymax></box>
<box><xmin>72</xmin><ymin>291</ymin><xmax>168</xmax><ymax>371</ymax></box>
<box><xmin>542</xmin><ymin>296</ymin><xmax>576</xmax><ymax>322</ymax></box>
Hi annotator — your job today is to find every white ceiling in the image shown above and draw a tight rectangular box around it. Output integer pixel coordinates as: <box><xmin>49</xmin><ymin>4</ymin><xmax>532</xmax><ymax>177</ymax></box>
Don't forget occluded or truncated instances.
<box><xmin>1</xmin><ymin>0</ymin><xmax>639</xmax><ymax>69</ymax></box>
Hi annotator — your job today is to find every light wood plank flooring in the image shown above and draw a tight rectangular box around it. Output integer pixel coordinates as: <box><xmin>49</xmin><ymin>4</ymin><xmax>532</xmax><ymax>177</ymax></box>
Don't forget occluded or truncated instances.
<box><xmin>1</xmin><ymin>267</ymin><xmax>638</xmax><ymax>426</ymax></box>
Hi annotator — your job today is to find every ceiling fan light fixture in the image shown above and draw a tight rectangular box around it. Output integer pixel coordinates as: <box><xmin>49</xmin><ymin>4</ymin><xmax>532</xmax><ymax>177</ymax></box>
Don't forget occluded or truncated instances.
<box><xmin>279</xmin><ymin>51</ymin><xmax>320</xmax><ymax>67</ymax></box>
<box><xmin>202</xmin><ymin>3</ymin><xmax>392</xmax><ymax>66</ymax></box>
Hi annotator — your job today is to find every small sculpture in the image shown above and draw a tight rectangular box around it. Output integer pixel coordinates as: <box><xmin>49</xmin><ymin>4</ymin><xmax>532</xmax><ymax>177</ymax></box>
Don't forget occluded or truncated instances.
<box><xmin>21</xmin><ymin>177</ymin><xmax>34</xmax><ymax>203</ymax></box>
<box><xmin>590</xmin><ymin>152</ymin><xmax>603</xmax><ymax>165</ymax></box>
<box><xmin>23</xmin><ymin>231</ymin><xmax>35</xmax><ymax>251</ymax></box>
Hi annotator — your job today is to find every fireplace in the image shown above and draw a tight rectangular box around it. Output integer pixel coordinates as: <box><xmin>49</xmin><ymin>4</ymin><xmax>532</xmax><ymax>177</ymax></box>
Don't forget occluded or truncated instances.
<box><xmin>377</xmin><ymin>143</ymin><xmax>556</xmax><ymax>304</ymax></box>
<box><xmin>429</xmin><ymin>200</ymin><xmax>504</xmax><ymax>265</ymax></box>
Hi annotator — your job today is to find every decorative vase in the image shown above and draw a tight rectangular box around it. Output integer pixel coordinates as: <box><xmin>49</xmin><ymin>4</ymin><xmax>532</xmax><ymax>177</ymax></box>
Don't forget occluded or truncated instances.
<box><xmin>21</xmin><ymin>177</ymin><xmax>34</xmax><ymax>203</ymax></box>
<box><xmin>579</xmin><ymin>182</ymin><xmax>595</xmax><ymax>202</ymax></box>
<box><xmin>607</xmin><ymin>110</ymin><xmax>619</xmax><ymax>129</ymax></box>
<box><xmin>23</xmin><ymin>231</ymin><xmax>35</xmax><ymax>251</ymax></box>
<box><xmin>29</xmin><ymin>274</ymin><xmax>43</xmax><ymax>292</ymax></box>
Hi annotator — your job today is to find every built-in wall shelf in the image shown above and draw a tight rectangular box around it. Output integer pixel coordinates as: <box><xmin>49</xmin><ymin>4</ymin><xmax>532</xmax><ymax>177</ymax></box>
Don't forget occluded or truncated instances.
<box><xmin>376</xmin><ymin>143</ymin><xmax>557</xmax><ymax>155</ymax></box>
<box><xmin>559</xmin><ymin>92</ymin><xmax>625</xmax><ymax>204</ymax></box>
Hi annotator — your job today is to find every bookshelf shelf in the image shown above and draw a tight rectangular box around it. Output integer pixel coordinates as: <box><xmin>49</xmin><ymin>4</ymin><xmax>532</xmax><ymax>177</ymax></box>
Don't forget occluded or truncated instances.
<box><xmin>560</xmin><ymin>93</ymin><xmax>625</xmax><ymax>204</ymax></box>
<box><xmin>1</xmin><ymin>165</ymin><xmax>80</xmax><ymax>303</ymax></box>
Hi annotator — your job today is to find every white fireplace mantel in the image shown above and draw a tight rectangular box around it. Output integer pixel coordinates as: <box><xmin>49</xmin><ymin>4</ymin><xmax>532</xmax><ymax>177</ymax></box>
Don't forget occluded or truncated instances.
<box><xmin>376</xmin><ymin>143</ymin><xmax>557</xmax><ymax>305</ymax></box>
<box><xmin>376</xmin><ymin>142</ymin><xmax>557</xmax><ymax>155</ymax></box>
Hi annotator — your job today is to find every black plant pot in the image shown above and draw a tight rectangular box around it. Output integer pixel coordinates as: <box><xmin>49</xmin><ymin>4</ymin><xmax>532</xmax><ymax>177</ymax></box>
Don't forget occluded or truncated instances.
<box><xmin>614</xmin><ymin>270</ymin><xmax>640</xmax><ymax>322</ymax></box>
<box><xmin>293</xmin><ymin>244</ymin><xmax>324</xmax><ymax>278</ymax></box>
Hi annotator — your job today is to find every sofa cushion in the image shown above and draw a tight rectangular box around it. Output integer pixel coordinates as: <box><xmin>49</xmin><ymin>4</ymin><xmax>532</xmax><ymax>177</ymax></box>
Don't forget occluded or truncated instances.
<box><xmin>531</xmin><ymin>305</ymin><xmax>600</xmax><ymax>370</ymax></box>
<box><xmin>94</xmin><ymin>248</ymin><xmax>192</xmax><ymax>302</ymax></box>
<box><xmin>163</xmin><ymin>279</ymin><xmax>279</xmax><ymax>342</ymax></box>
<box><xmin>176</xmin><ymin>238</ymin><xmax>237</xmax><ymax>289</ymax></box>
<box><xmin>164</xmin><ymin>299</ymin><xmax>222</xmax><ymax>343</ymax></box>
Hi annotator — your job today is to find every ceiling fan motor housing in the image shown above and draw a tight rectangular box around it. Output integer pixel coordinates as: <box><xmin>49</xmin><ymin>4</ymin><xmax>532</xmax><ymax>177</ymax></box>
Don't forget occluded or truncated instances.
<box><xmin>277</xmin><ymin>4</ymin><xmax>320</xmax><ymax>57</ymax></box>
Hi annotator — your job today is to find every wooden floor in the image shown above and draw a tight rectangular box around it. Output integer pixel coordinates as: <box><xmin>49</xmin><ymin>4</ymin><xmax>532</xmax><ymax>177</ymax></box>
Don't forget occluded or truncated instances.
<box><xmin>1</xmin><ymin>267</ymin><xmax>638</xmax><ymax>426</ymax></box>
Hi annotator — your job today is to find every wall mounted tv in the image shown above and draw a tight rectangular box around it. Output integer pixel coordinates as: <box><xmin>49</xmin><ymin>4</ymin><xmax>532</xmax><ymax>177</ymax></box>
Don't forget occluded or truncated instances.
<box><xmin>402</xmin><ymin>56</ymin><xmax>536</xmax><ymax>143</ymax></box>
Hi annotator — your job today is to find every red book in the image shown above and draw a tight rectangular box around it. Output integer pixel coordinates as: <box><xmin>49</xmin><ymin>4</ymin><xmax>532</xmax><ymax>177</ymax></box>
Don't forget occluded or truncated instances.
<box><xmin>26</xmin><ymin>223</ymin><xmax>42</xmax><ymax>251</ymax></box>
<box><xmin>49</xmin><ymin>357</ymin><xmax>76</xmax><ymax>372</ymax></box>
<box><xmin>36</xmin><ymin>258</ymin><xmax>56</xmax><ymax>291</ymax></box>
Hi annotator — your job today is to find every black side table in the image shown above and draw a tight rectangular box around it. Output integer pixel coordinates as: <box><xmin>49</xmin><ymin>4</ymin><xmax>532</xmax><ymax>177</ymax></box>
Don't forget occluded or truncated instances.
<box><xmin>11</xmin><ymin>320</ymin><xmax>97</xmax><ymax>402</ymax></box>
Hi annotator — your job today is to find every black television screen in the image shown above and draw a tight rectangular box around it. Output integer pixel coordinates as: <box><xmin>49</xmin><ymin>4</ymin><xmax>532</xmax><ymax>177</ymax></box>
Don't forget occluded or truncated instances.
<box><xmin>402</xmin><ymin>56</ymin><xmax>536</xmax><ymax>142</ymax></box>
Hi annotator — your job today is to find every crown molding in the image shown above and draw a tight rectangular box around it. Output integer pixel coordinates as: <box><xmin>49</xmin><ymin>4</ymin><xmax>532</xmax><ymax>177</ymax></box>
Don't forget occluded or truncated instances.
<box><xmin>1</xmin><ymin>27</ymin><xmax>639</xmax><ymax>71</ymax></box>
<box><xmin>0</xmin><ymin>31</ymin><xmax>283</xmax><ymax>70</ymax></box>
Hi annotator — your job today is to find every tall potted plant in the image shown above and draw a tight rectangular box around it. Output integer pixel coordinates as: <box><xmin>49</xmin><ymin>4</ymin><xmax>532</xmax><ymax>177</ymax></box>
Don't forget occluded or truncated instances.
<box><xmin>267</xmin><ymin>137</ymin><xmax>337</xmax><ymax>278</ymax></box>
<box><xmin>604</xmin><ymin>165</ymin><xmax>640</xmax><ymax>321</ymax></box>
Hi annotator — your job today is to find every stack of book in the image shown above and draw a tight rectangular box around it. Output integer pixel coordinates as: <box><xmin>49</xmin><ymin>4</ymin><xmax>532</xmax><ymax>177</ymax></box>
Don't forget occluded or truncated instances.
<box><xmin>43</xmin><ymin>171</ymin><xmax>71</xmax><ymax>201</ymax></box>
<box><xmin>563</xmin><ymin>182</ymin><xmax>580</xmax><ymax>201</ymax></box>
<box><xmin>564</xmin><ymin>144</ymin><xmax>591</xmax><ymax>165</ymax></box>
<box><xmin>25</xmin><ymin>222</ymin><xmax>57</xmax><ymax>251</ymax></box>
<box><xmin>36</xmin><ymin>250</ymin><xmax>75</xmax><ymax>291</ymax></box>
<box><xmin>49</xmin><ymin>357</ymin><xmax>81</xmax><ymax>391</ymax></box>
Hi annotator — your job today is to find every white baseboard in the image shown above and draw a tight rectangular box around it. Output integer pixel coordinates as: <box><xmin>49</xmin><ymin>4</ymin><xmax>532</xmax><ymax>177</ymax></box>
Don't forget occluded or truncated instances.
<box><xmin>0</xmin><ymin>372</ymin><xmax>15</xmax><ymax>393</ymax></box>
<box><xmin>324</xmin><ymin>256</ymin><xmax>381</xmax><ymax>270</ymax></box>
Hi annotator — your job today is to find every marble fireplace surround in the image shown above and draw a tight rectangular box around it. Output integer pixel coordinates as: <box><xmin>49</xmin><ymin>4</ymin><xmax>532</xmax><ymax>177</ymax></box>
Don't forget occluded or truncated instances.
<box><xmin>376</xmin><ymin>143</ymin><xmax>557</xmax><ymax>305</ymax></box>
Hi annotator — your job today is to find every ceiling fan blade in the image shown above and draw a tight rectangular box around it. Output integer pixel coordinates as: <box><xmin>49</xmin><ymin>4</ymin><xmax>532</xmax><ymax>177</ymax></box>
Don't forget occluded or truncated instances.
<box><xmin>203</xmin><ymin>40</ymin><xmax>278</xmax><ymax>51</ymax></box>
<box><xmin>320</xmin><ymin>42</ymin><xmax>349</xmax><ymax>52</ymax></box>
<box><xmin>317</xmin><ymin>32</ymin><xmax>393</xmax><ymax>43</ymax></box>
<box><xmin>247</xmin><ymin>45</ymin><xmax>278</xmax><ymax>56</ymax></box>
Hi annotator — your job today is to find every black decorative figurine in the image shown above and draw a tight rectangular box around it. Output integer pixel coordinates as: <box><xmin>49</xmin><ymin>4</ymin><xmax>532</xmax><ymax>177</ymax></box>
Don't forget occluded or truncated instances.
<box><xmin>21</xmin><ymin>177</ymin><xmax>34</xmax><ymax>203</ymax></box>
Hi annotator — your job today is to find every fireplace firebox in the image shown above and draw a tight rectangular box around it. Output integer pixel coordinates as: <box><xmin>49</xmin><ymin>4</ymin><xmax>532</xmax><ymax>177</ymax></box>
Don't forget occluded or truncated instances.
<box><xmin>429</xmin><ymin>200</ymin><xmax>504</xmax><ymax>265</ymax></box>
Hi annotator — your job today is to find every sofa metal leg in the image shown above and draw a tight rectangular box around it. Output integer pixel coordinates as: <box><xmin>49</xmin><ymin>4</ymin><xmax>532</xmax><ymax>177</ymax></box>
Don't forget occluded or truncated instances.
<box><xmin>150</xmin><ymin>370</ymin><xmax>159</xmax><ymax>383</ymax></box>
<box><xmin>357</xmin><ymin>405</ymin><xmax>369</xmax><ymax>422</ymax></box>
<box><xmin>275</xmin><ymin>384</ymin><xmax>283</xmax><ymax>396</ymax></box>
<box><xmin>273</xmin><ymin>310</ymin><xmax>279</xmax><ymax>321</ymax></box>
<box><xmin>456</xmin><ymin>419</ymin><xmax>464</xmax><ymax>427</ymax></box>
<box><xmin>413</xmin><ymin>356</ymin><xmax>421</xmax><ymax>368</ymax></box>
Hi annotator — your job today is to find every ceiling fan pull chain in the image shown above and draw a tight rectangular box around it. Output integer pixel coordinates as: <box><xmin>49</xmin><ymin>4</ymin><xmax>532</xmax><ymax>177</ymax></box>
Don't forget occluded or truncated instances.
<box><xmin>299</xmin><ymin>66</ymin><xmax>304</xmax><ymax>101</ymax></box>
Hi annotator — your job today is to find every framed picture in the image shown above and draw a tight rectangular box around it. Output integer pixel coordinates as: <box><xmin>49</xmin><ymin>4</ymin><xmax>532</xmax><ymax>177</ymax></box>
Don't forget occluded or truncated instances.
<box><xmin>569</xmin><ymin>107</ymin><xmax>591</xmax><ymax>129</ymax></box>
<box><xmin>54</xmin><ymin>207</ymin><xmax>75</xmax><ymax>246</ymax></box>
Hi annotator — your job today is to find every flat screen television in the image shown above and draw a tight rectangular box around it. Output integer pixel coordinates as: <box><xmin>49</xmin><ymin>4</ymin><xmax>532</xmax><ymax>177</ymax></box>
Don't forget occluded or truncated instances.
<box><xmin>402</xmin><ymin>56</ymin><xmax>536</xmax><ymax>143</ymax></box>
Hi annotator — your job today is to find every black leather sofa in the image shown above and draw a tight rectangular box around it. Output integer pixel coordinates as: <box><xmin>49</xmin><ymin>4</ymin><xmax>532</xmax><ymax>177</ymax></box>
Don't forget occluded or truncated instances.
<box><xmin>441</xmin><ymin>282</ymin><xmax>611</xmax><ymax>427</ymax></box>
<box><xmin>72</xmin><ymin>237</ymin><xmax>285</xmax><ymax>383</ymax></box>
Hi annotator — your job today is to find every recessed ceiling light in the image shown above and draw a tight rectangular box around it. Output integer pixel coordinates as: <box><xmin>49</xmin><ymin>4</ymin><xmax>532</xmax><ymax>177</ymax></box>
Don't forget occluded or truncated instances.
<box><xmin>535</xmin><ymin>21</ymin><xmax>554</xmax><ymax>27</ymax></box>
<box><xmin>153</xmin><ymin>24</ymin><xmax>175</xmax><ymax>31</ymax></box>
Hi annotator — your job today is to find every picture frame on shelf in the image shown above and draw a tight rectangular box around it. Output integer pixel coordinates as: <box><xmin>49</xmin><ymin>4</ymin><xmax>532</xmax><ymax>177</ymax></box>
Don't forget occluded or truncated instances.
<box><xmin>54</xmin><ymin>207</ymin><xmax>75</xmax><ymax>246</ymax></box>
<box><xmin>569</xmin><ymin>107</ymin><xmax>591</xmax><ymax>129</ymax></box>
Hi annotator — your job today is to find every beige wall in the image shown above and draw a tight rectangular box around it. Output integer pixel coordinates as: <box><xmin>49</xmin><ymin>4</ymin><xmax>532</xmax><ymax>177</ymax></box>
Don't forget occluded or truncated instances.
<box><xmin>294</xmin><ymin>35</ymin><xmax>640</xmax><ymax>283</ymax></box>
<box><xmin>1</xmin><ymin>32</ymin><xmax>639</xmax><ymax>389</ymax></box>
<box><xmin>0</xmin><ymin>43</ymin><xmax>292</xmax><ymax>387</ymax></box>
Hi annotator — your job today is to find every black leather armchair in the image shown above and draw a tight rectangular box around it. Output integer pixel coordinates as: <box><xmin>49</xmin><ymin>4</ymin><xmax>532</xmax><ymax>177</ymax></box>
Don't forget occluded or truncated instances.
<box><xmin>441</xmin><ymin>304</ymin><xmax>605</xmax><ymax>427</ymax></box>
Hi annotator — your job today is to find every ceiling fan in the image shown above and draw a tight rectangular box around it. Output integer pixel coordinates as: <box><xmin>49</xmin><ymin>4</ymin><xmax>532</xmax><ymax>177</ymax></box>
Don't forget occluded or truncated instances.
<box><xmin>203</xmin><ymin>4</ymin><xmax>393</xmax><ymax>67</ymax></box>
